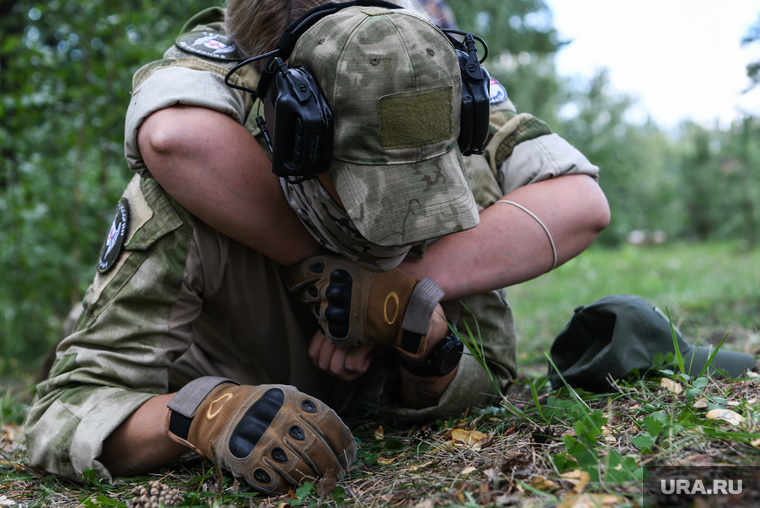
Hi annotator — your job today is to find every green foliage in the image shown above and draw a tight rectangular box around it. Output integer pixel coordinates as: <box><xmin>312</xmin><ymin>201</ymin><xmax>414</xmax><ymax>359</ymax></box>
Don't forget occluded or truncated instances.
<box><xmin>449</xmin><ymin>0</ymin><xmax>564</xmax><ymax>122</ymax></box>
<box><xmin>79</xmin><ymin>468</ymin><xmax>129</xmax><ymax>507</ymax></box>
<box><xmin>556</xmin><ymin>408</ymin><xmax>642</xmax><ymax>484</ymax></box>
<box><xmin>630</xmin><ymin>413</ymin><xmax>665</xmax><ymax>453</ymax></box>
<box><xmin>0</xmin><ymin>387</ymin><xmax>31</xmax><ymax>425</ymax></box>
<box><xmin>682</xmin><ymin>118</ymin><xmax>760</xmax><ymax>245</ymax></box>
<box><xmin>743</xmin><ymin>15</ymin><xmax>760</xmax><ymax>89</ymax></box>
<box><xmin>0</xmin><ymin>0</ymin><xmax>213</xmax><ymax>371</ymax></box>
<box><xmin>555</xmin><ymin>70</ymin><xmax>684</xmax><ymax>246</ymax></box>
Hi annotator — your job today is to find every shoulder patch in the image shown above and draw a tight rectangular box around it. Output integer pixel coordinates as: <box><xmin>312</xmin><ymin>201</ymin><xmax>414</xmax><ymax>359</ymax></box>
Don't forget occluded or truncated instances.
<box><xmin>176</xmin><ymin>31</ymin><xmax>245</xmax><ymax>61</ymax></box>
<box><xmin>489</xmin><ymin>77</ymin><xmax>508</xmax><ymax>104</ymax></box>
<box><xmin>97</xmin><ymin>198</ymin><xmax>130</xmax><ymax>274</ymax></box>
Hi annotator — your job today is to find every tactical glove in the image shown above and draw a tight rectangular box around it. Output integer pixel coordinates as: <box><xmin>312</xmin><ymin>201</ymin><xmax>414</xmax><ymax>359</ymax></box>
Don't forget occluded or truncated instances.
<box><xmin>285</xmin><ymin>255</ymin><xmax>444</xmax><ymax>357</ymax></box>
<box><xmin>165</xmin><ymin>377</ymin><xmax>356</xmax><ymax>495</ymax></box>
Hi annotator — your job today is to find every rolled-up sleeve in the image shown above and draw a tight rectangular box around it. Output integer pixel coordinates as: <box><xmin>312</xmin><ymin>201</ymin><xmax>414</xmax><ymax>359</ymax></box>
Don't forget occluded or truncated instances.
<box><xmin>498</xmin><ymin>133</ymin><xmax>600</xmax><ymax>195</ymax></box>
<box><xmin>124</xmin><ymin>66</ymin><xmax>247</xmax><ymax>177</ymax></box>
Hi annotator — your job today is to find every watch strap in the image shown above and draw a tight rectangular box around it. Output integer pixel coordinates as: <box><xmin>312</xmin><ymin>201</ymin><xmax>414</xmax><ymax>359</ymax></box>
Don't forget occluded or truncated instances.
<box><xmin>398</xmin><ymin>331</ymin><xmax>463</xmax><ymax>377</ymax></box>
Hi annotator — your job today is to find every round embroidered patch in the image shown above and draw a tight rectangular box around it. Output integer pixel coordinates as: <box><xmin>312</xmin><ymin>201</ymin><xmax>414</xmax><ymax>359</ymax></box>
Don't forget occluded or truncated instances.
<box><xmin>97</xmin><ymin>198</ymin><xmax>130</xmax><ymax>274</ymax></box>
<box><xmin>489</xmin><ymin>77</ymin><xmax>508</xmax><ymax>104</ymax></box>
<box><xmin>176</xmin><ymin>31</ymin><xmax>245</xmax><ymax>61</ymax></box>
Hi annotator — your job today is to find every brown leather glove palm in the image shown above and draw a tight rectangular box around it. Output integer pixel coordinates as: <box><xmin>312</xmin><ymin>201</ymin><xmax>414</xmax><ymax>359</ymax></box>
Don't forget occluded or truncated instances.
<box><xmin>285</xmin><ymin>255</ymin><xmax>444</xmax><ymax>357</ymax></box>
<box><xmin>165</xmin><ymin>377</ymin><xmax>356</xmax><ymax>495</ymax></box>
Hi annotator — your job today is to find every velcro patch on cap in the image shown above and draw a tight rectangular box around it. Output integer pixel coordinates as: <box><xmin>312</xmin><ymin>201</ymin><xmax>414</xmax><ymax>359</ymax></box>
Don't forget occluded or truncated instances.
<box><xmin>378</xmin><ymin>87</ymin><xmax>453</xmax><ymax>150</ymax></box>
<box><xmin>361</xmin><ymin>7</ymin><xmax>393</xmax><ymax>15</ymax></box>
<box><xmin>176</xmin><ymin>31</ymin><xmax>244</xmax><ymax>61</ymax></box>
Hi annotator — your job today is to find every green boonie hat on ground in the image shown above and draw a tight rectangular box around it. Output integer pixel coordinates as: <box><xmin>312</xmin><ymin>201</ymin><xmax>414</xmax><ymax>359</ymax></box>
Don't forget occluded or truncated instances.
<box><xmin>289</xmin><ymin>6</ymin><xmax>479</xmax><ymax>247</ymax></box>
<box><xmin>548</xmin><ymin>294</ymin><xmax>755</xmax><ymax>392</ymax></box>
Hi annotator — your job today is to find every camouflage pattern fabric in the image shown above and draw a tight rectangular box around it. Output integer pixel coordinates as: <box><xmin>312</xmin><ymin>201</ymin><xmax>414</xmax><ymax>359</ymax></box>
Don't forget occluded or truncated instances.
<box><xmin>289</xmin><ymin>7</ymin><xmax>480</xmax><ymax>247</ymax></box>
<box><xmin>281</xmin><ymin>177</ymin><xmax>412</xmax><ymax>272</ymax></box>
<box><xmin>23</xmin><ymin>176</ymin><xmax>394</xmax><ymax>482</ymax></box>
<box><xmin>23</xmin><ymin>175</ymin><xmax>514</xmax><ymax>483</ymax></box>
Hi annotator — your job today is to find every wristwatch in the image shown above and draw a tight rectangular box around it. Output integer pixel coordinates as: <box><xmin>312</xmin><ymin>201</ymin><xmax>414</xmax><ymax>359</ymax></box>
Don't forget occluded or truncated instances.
<box><xmin>398</xmin><ymin>331</ymin><xmax>463</xmax><ymax>377</ymax></box>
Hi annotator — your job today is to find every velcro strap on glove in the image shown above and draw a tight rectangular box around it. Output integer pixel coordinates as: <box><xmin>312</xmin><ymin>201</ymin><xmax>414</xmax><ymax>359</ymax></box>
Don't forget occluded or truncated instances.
<box><xmin>403</xmin><ymin>277</ymin><xmax>446</xmax><ymax>334</ymax></box>
<box><xmin>167</xmin><ymin>376</ymin><xmax>237</xmax><ymax>440</ymax></box>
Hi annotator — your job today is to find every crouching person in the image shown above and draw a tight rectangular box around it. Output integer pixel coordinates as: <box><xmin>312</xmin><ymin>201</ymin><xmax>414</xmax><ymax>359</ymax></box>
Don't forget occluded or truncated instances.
<box><xmin>25</xmin><ymin>4</ymin><xmax>501</xmax><ymax>492</ymax></box>
<box><xmin>25</xmin><ymin>1</ymin><xmax>607</xmax><ymax>493</ymax></box>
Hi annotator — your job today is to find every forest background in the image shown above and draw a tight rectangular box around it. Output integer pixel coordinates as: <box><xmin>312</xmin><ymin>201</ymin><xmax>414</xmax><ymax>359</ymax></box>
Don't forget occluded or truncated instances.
<box><xmin>0</xmin><ymin>0</ymin><xmax>759</xmax><ymax>381</ymax></box>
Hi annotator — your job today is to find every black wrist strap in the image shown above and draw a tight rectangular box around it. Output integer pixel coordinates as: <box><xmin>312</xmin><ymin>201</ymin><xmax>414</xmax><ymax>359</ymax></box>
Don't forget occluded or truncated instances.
<box><xmin>169</xmin><ymin>412</ymin><xmax>193</xmax><ymax>441</ymax></box>
<box><xmin>398</xmin><ymin>330</ymin><xmax>463</xmax><ymax>377</ymax></box>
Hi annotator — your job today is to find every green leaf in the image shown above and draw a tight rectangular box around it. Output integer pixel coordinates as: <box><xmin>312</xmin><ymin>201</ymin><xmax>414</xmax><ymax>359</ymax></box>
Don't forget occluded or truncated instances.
<box><xmin>332</xmin><ymin>486</ymin><xmax>346</xmax><ymax>503</ymax></box>
<box><xmin>642</xmin><ymin>415</ymin><xmax>663</xmax><ymax>437</ymax></box>
<box><xmin>185</xmin><ymin>475</ymin><xmax>206</xmax><ymax>487</ymax></box>
<box><xmin>698</xmin><ymin>333</ymin><xmax>730</xmax><ymax>378</ymax></box>
<box><xmin>82</xmin><ymin>468</ymin><xmax>97</xmax><ymax>483</ymax></box>
<box><xmin>692</xmin><ymin>377</ymin><xmax>709</xmax><ymax>389</ymax></box>
<box><xmin>665</xmin><ymin>308</ymin><xmax>686</xmax><ymax>375</ymax></box>
<box><xmin>384</xmin><ymin>438</ymin><xmax>404</xmax><ymax>450</ymax></box>
<box><xmin>290</xmin><ymin>481</ymin><xmax>315</xmax><ymax>506</ymax></box>
<box><xmin>631</xmin><ymin>434</ymin><xmax>655</xmax><ymax>452</ymax></box>
<box><xmin>551</xmin><ymin>452</ymin><xmax>578</xmax><ymax>472</ymax></box>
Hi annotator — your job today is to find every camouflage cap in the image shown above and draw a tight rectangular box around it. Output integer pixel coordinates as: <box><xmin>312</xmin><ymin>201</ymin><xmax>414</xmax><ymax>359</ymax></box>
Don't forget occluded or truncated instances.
<box><xmin>289</xmin><ymin>6</ymin><xmax>479</xmax><ymax>247</ymax></box>
<box><xmin>548</xmin><ymin>294</ymin><xmax>755</xmax><ymax>392</ymax></box>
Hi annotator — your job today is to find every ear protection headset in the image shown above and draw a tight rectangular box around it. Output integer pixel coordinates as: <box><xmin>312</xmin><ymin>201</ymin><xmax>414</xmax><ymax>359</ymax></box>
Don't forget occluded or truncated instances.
<box><xmin>225</xmin><ymin>0</ymin><xmax>492</xmax><ymax>182</ymax></box>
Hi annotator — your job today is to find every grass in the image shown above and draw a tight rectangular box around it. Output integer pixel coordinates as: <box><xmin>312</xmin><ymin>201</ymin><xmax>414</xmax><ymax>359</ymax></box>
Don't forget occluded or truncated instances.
<box><xmin>1</xmin><ymin>241</ymin><xmax>759</xmax><ymax>507</ymax></box>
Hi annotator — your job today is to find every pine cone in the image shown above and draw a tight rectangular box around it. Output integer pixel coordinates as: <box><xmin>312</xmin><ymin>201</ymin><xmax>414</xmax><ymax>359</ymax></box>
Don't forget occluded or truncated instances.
<box><xmin>130</xmin><ymin>480</ymin><xmax>183</xmax><ymax>508</ymax></box>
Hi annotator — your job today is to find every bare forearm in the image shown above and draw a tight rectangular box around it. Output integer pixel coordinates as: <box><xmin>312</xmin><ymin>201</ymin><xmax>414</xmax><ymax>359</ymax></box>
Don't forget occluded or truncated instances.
<box><xmin>399</xmin><ymin>174</ymin><xmax>610</xmax><ymax>300</ymax></box>
<box><xmin>138</xmin><ymin>105</ymin><xmax>323</xmax><ymax>265</ymax></box>
<box><xmin>99</xmin><ymin>394</ymin><xmax>186</xmax><ymax>477</ymax></box>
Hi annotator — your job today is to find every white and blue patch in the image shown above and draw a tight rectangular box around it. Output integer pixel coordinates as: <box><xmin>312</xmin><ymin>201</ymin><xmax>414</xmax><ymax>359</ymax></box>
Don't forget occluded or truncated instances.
<box><xmin>176</xmin><ymin>31</ymin><xmax>244</xmax><ymax>61</ymax></box>
<box><xmin>489</xmin><ymin>78</ymin><xmax>508</xmax><ymax>104</ymax></box>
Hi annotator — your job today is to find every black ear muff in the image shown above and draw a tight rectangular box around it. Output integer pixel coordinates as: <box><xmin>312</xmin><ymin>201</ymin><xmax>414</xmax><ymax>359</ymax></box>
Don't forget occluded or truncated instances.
<box><xmin>444</xmin><ymin>30</ymin><xmax>491</xmax><ymax>156</ymax></box>
<box><xmin>225</xmin><ymin>1</ymin><xmax>491</xmax><ymax>182</ymax></box>
<box><xmin>264</xmin><ymin>57</ymin><xmax>334</xmax><ymax>180</ymax></box>
<box><xmin>225</xmin><ymin>0</ymin><xmax>403</xmax><ymax>183</ymax></box>
<box><xmin>457</xmin><ymin>49</ymin><xmax>490</xmax><ymax>156</ymax></box>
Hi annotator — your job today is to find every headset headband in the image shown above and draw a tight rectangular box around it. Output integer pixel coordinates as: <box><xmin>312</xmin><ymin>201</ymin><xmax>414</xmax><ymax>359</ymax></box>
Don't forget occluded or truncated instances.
<box><xmin>222</xmin><ymin>0</ymin><xmax>492</xmax><ymax>174</ymax></box>
<box><xmin>257</xmin><ymin>0</ymin><xmax>402</xmax><ymax>98</ymax></box>
<box><xmin>225</xmin><ymin>0</ymin><xmax>402</xmax><ymax>100</ymax></box>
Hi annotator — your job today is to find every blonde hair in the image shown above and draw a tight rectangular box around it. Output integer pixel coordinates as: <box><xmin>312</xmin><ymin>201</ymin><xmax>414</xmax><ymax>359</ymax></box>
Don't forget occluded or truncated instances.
<box><xmin>225</xmin><ymin>0</ymin><xmax>423</xmax><ymax>60</ymax></box>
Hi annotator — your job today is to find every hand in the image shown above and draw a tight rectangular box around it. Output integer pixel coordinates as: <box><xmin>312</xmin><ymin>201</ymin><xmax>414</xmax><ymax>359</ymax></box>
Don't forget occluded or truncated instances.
<box><xmin>165</xmin><ymin>377</ymin><xmax>356</xmax><ymax>494</ymax></box>
<box><xmin>308</xmin><ymin>331</ymin><xmax>374</xmax><ymax>381</ymax></box>
<box><xmin>285</xmin><ymin>255</ymin><xmax>444</xmax><ymax>358</ymax></box>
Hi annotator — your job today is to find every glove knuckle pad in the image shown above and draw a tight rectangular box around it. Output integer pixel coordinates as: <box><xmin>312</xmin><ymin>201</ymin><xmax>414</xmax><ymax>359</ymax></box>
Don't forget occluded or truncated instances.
<box><xmin>228</xmin><ymin>387</ymin><xmax>284</xmax><ymax>459</ymax></box>
<box><xmin>326</xmin><ymin>270</ymin><xmax>352</xmax><ymax>306</ymax></box>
